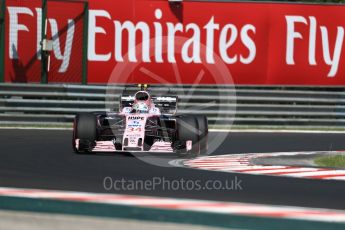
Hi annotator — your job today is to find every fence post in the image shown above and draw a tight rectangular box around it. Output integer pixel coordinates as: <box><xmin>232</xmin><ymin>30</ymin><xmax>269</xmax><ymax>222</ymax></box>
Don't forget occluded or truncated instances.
<box><xmin>82</xmin><ymin>2</ymin><xmax>89</xmax><ymax>85</ymax></box>
<box><xmin>41</xmin><ymin>0</ymin><xmax>48</xmax><ymax>84</ymax></box>
<box><xmin>0</xmin><ymin>0</ymin><xmax>5</xmax><ymax>83</ymax></box>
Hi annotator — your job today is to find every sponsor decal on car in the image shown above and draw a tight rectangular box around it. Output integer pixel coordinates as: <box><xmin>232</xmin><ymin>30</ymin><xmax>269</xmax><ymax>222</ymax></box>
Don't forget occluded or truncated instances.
<box><xmin>128</xmin><ymin>116</ymin><xmax>145</xmax><ymax>120</ymax></box>
<box><xmin>128</xmin><ymin>120</ymin><xmax>141</xmax><ymax>128</ymax></box>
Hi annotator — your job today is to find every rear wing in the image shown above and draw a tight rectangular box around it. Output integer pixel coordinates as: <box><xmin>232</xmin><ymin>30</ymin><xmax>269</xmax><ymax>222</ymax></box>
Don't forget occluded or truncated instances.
<box><xmin>120</xmin><ymin>95</ymin><xmax>178</xmax><ymax>114</ymax></box>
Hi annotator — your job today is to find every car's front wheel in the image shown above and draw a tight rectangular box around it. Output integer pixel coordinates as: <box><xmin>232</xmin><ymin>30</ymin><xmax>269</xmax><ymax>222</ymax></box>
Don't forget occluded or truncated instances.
<box><xmin>174</xmin><ymin>115</ymin><xmax>200</xmax><ymax>158</ymax></box>
<box><xmin>73</xmin><ymin>113</ymin><xmax>97</xmax><ymax>154</ymax></box>
<box><xmin>195</xmin><ymin>115</ymin><xmax>208</xmax><ymax>155</ymax></box>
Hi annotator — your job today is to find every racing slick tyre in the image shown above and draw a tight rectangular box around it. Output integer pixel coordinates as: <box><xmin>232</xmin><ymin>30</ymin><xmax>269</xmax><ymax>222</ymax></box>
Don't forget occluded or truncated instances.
<box><xmin>175</xmin><ymin>115</ymin><xmax>200</xmax><ymax>158</ymax></box>
<box><xmin>73</xmin><ymin>113</ymin><xmax>97</xmax><ymax>154</ymax></box>
<box><xmin>195</xmin><ymin>115</ymin><xmax>209</xmax><ymax>155</ymax></box>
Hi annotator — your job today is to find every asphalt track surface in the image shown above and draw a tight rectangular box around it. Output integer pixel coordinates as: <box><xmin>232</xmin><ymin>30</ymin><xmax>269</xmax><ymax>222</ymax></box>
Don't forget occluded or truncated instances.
<box><xmin>0</xmin><ymin>130</ymin><xmax>345</xmax><ymax>210</ymax></box>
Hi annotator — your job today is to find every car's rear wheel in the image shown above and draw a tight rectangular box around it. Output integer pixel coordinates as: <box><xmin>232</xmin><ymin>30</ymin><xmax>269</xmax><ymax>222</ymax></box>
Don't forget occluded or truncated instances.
<box><xmin>175</xmin><ymin>115</ymin><xmax>200</xmax><ymax>157</ymax></box>
<box><xmin>195</xmin><ymin>115</ymin><xmax>208</xmax><ymax>155</ymax></box>
<box><xmin>73</xmin><ymin>113</ymin><xmax>97</xmax><ymax>154</ymax></box>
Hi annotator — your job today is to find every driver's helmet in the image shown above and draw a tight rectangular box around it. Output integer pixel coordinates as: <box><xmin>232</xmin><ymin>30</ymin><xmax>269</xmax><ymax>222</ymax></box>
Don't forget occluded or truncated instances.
<box><xmin>132</xmin><ymin>102</ymin><xmax>149</xmax><ymax>114</ymax></box>
<box><xmin>135</xmin><ymin>91</ymin><xmax>150</xmax><ymax>101</ymax></box>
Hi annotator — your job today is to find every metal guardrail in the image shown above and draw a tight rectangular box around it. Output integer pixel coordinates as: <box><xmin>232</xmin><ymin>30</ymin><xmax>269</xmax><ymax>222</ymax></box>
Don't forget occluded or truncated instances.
<box><xmin>1</xmin><ymin>83</ymin><xmax>345</xmax><ymax>127</ymax></box>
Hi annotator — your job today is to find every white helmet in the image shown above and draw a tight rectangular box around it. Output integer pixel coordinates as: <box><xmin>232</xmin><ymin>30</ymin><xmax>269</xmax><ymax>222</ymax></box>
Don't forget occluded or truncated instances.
<box><xmin>132</xmin><ymin>102</ymin><xmax>149</xmax><ymax>113</ymax></box>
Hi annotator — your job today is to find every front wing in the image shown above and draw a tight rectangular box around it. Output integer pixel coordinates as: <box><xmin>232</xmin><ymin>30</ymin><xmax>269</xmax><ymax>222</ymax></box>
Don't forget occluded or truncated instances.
<box><xmin>75</xmin><ymin>139</ymin><xmax>174</xmax><ymax>153</ymax></box>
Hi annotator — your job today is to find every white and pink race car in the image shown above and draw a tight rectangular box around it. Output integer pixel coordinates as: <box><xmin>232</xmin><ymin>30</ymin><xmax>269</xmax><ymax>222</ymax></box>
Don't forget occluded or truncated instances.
<box><xmin>72</xmin><ymin>86</ymin><xmax>208</xmax><ymax>157</ymax></box>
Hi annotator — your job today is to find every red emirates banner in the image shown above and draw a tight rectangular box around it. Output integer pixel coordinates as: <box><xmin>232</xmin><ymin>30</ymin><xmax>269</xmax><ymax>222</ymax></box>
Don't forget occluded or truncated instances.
<box><xmin>4</xmin><ymin>0</ymin><xmax>345</xmax><ymax>85</ymax></box>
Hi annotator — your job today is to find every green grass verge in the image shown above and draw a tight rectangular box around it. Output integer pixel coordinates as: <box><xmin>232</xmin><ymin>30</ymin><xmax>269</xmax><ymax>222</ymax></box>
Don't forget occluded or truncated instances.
<box><xmin>315</xmin><ymin>155</ymin><xmax>345</xmax><ymax>168</ymax></box>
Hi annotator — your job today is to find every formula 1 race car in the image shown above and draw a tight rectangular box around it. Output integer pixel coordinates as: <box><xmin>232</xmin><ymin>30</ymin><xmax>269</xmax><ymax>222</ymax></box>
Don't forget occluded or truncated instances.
<box><xmin>72</xmin><ymin>85</ymin><xmax>208</xmax><ymax>157</ymax></box>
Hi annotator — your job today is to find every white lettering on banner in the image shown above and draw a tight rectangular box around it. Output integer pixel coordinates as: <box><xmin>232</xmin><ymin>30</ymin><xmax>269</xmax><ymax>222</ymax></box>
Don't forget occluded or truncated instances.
<box><xmin>88</xmin><ymin>10</ymin><xmax>111</xmax><ymax>61</ymax></box>
<box><xmin>111</xmin><ymin>9</ymin><xmax>256</xmax><ymax>64</ymax></box>
<box><xmin>320</xmin><ymin>26</ymin><xmax>344</xmax><ymax>77</ymax></box>
<box><xmin>8</xmin><ymin>7</ymin><xmax>34</xmax><ymax>59</ymax></box>
<box><xmin>286</xmin><ymin>15</ymin><xmax>345</xmax><ymax>77</ymax></box>
<box><xmin>219</xmin><ymin>24</ymin><xmax>256</xmax><ymax>65</ymax></box>
<box><xmin>286</xmin><ymin>16</ymin><xmax>307</xmax><ymax>65</ymax></box>
<box><xmin>219</xmin><ymin>24</ymin><xmax>238</xmax><ymax>64</ymax></box>
<box><xmin>36</xmin><ymin>8</ymin><xmax>42</xmax><ymax>60</ymax></box>
<box><xmin>154</xmin><ymin>9</ymin><xmax>163</xmax><ymax>63</ymax></box>
<box><xmin>7</xmin><ymin>7</ymin><xmax>257</xmax><ymax>74</ymax></box>
<box><xmin>309</xmin><ymin>16</ymin><xmax>317</xmax><ymax>66</ymax></box>
<box><xmin>181</xmin><ymin>23</ymin><xmax>202</xmax><ymax>63</ymax></box>
<box><xmin>204</xmin><ymin>17</ymin><xmax>219</xmax><ymax>64</ymax></box>
<box><xmin>8</xmin><ymin>6</ymin><xmax>345</xmax><ymax>79</ymax></box>
<box><xmin>8</xmin><ymin>6</ymin><xmax>75</xmax><ymax>73</ymax></box>
<box><xmin>167</xmin><ymin>22</ymin><xmax>183</xmax><ymax>63</ymax></box>
<box><xmin>240</xmin><ymin>25</ymin><xmax>256</xmax><ymax>64</ymax></box>
<box><xmin>49</xmin><ymin>18</ymin><xmax>75</xmax><ymax>72</ymax></box>
<box><xmin>114</xmin><ymin>21</ymin><xmax>151</xmax><ymax>62</ymax></box>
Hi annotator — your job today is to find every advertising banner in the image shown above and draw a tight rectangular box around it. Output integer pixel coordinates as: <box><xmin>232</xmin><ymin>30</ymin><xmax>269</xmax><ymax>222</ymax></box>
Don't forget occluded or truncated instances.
<box><xmin>4</xmin><ymin>0</ymin><xmax>345</xmax><ymax>85</ymax></box>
